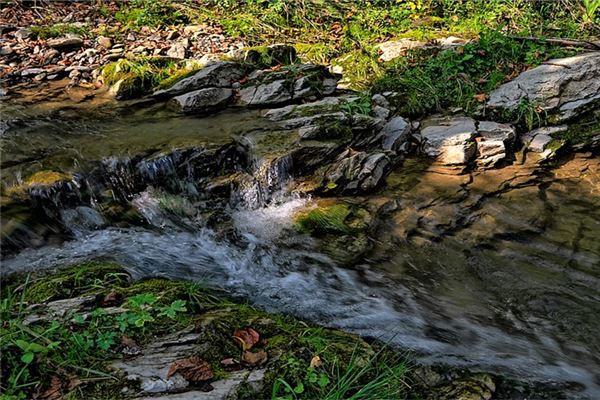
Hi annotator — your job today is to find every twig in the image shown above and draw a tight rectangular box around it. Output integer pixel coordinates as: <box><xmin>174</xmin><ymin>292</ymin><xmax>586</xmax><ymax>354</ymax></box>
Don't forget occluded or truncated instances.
<box><xmin>508</xmin><ymin>35</ymin><xmax>600</xmax><ymax>50</ymax></box>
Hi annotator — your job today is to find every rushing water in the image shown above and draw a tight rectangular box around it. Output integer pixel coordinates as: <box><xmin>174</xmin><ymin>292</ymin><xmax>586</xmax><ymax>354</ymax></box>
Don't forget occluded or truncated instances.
<box><xmin>2</xmin><ymin>97</ymin><xmax>599</xmax><ymax>398</ymax></box>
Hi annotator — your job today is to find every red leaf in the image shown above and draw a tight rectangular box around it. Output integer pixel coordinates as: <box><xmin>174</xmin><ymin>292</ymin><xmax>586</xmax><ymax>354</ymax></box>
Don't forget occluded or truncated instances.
<box><xmin>233</xmin><ymin>327</ymin><xmax>260</xmax><ymax>351</ymax></box>
<box><xmin>167</xmin><ymin>356</ymin><xmax>214</xmax><ymax>382</ymax></box>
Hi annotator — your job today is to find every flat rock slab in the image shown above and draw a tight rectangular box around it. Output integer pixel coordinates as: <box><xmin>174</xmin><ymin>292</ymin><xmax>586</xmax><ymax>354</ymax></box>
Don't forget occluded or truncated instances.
<box><xmin>112</xmin><ymin>328</ymin><xmax>201</xmax><ymax>394</ymax></box>
<box><xmin>169</xmin><ymin>87</ymin><xmax>233</xmax><ymax>113</ymax></box>
<box><xmin>419</xmin><ymin>116</ymin><xmax>477</xmax><ymax>165</ymax></box>
<box><xmin>154</xmin><ymin>62</ymin><xmax>245</xmax><ymax>98</ymax></box>
<box><xmin>487</xmin><ymin>52</ymin><xmax>600</xmax><ymax>122</ymax></box>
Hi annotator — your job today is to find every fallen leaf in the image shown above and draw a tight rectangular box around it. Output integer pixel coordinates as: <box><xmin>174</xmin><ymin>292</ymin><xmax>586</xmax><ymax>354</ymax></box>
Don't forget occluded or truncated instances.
<box><xmin>242</xmin><ymin>350</ymin><xmax>268</xmax><ymax>366</ymax></box>
<box><xmin>233</xmin><ymin>327</ymin><xmax>260</xmax><ymax>351</ymax></box>
<box><xmin>167</xmin><ymin>356</ymin><xmax>214</xmax><ymax>382</ymax></box>
<box><xmin>310</xmin><ymin>355</ymin><xmax>322</xmax><ymax>368</ymax></box>
<box><xmin>38</xmin><ymin>373</ymin><xmax>82</xmax><ymax>400</ymax></box>
<box><xmin>474</xmin><ymin>93</ymin><xmax>488</xmax><ymax>102</ymax></box>
<box><xmin>100</xmin><ymin>290</ymin><xmax>121</xmax><ymax>307</ymax></box>
<box><xmin>221</xmin><ymin>357</ymin><xmax>237</xmax><ymax>366</ymax></box>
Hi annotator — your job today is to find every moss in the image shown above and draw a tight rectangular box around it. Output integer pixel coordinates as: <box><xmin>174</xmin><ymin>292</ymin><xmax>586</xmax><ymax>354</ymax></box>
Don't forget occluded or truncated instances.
<box><xmin>332</xmin><ymin>49</ymin><xmax>382</xmax><ymax>91</ymax></box>
<box><xmin>18</xmin><ymin>262</ymin><xmax>129</xmax><ymax>304</ymax></box>
<box><xmin>5</xmin><ymin>170</ymin><xmax>72</xmax><ymax>198</ymax></box>
<box><xmin>294</xmin><ymin>43</ymin><xmax>337</xmax><ymax>65</ymax></box>
<box><xmin>30</xmin><ymin>24</ymin><xmax>90</xmax><ymax>39</ymax></box>
<box><xmin>550</xmin><ymin>118</ymin><xmax>600</xmax><ymax>146</ymax></box>
<box><xmin>294</xmin><ymin>203</ymin><xmax>354</xmax><ymax>235</ymax></box>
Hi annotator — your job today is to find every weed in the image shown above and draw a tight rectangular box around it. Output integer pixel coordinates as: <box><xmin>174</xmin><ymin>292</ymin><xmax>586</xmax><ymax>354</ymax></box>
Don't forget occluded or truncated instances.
<box><xmin>294</xmin><ymin>204</ymin><xmax>353</xmax><ymax>235</ymax></box>
<box><xmin>30</xmin><ymin>24</ymin><xmax>90</xmax><ymax>39</ymax></box>
<box><xmin>373</xmin><ymin>31</ymin><xmax>576</xmax><ymax>116</ymax></box>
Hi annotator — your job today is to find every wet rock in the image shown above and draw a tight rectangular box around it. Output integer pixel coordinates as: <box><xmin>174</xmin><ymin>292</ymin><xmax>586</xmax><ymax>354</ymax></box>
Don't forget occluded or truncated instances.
<box><xmin>487</xmin><ymin>52</ymin><xmax>600</xmax><ymax>122</ymax></box>
<box><xmin>376</xmin><ymin>38</ymin><xmax>425</xmax><ymax>62</ymax></box>
<box><xmin>47</xmin><ymin>36</ymin><xmax>84</xmax><ymax>50</ymax></box>
<box><xmin>238</xmin><ymin>79</ymin><xmax>292</xmax><ymax>106</ymax></box>
<box><xmin>168</xmin><ymin>87</ymin><xmax>233</xmax><ymax>114</ymax></box>
<box><xmin>97</xmin><ymin>36</ymin><xmax>112</xmax><ymax>49</ymax></box>
<box><xmin>153</xmin><ymin>61</ymin><xmax>245</xmax><ymax>98</ymax></box>
<box><xmin>434</xmin><ymin>374</ymin><xmax>496</xmax><ymax>400</ymax></box>
<box><xmin>418</xmin><ymin>116</ymin><xmax>477</xmax><ymax>165</ymax></box>
<box><xmin>324</xmin><ymin>150</ymin><xmax>390</xmax><ymax>193</ymax></box>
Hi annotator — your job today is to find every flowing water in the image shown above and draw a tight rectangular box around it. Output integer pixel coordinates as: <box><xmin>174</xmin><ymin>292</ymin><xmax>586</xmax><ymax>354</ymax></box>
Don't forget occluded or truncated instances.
<box><xmin>2</xmin><ymin>96</ymin><xmax>599</xmax><ymax>398</ymax></box>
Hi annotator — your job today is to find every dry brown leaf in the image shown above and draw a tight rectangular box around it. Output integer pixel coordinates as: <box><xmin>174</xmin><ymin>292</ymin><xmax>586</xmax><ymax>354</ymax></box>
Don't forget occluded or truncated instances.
<box><xmin>242</xmin><ymin>350</ymin><xmax>268</xmax><ymax>366</ymax></box>
<box><xmin>220</xmin><ymin>357</ymin><xmax>238</xmax><ymax>366</ymax></box>
<box><xmin>310</xmin><ymin>355</ymin><xmax>322</xmax><ymax>368</ymax></box>
<box><xmin>233</xmin><ymin>327</ymin><xmax>260</xmax><ymax>351</ymax></box>
<box><xmin>167</xmin><ymin>356</ymin><xmax>214</xmax><ymax>382</ymax></box>
<box><xmin>474</xmin><ymin>93</ymin><xmax>488</xmax><ymax>102</ymax></box>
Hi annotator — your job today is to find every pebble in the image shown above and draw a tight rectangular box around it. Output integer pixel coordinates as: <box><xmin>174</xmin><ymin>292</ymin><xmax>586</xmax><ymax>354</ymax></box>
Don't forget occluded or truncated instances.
<box><xmin>21</xmin><ymin>68</ymin><xmax>45</xmax><ymax>76</ymax></box>
<box><xmin>14</xmin><ymin>28</ymin><xmax>31</xmax><ymax>40</ymax></box>
<box><xmin>0</xmin><ymin>46</ymin><xmax>12</xmax><ymax>55</ymax></box>
<box><xmin>97</xmin><ymin>36</ymin><xmax>112</xmax><ymax>49</ymax></box>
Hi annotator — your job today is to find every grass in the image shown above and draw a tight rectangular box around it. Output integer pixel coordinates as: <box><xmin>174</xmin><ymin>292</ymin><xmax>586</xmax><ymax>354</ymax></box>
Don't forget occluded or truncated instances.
<box><xmin>372</xmin><ymin>31</ymin><xmax>577</xmax><ymax>117</ymax></box>
<box><xmin>1</xmin><ymin>262</ymin><xmax>409</xmax><ymax>400</ymax></box>
<box><xmin>101</xmin><ymin>56</ymin><xmax>203</xmax><ymax>98</ymax></box>
<box><xmin>294</xmin><ymin>204</ymin><xmax>353</xmax><ymax>235</ymax></box>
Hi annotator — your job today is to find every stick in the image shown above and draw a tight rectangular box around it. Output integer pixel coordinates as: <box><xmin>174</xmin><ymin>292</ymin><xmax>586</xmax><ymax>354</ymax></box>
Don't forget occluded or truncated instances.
<box><xmin>508</xmin><ymin>35</ymin><xmax>600</xmax><ymax>50</ymax></box>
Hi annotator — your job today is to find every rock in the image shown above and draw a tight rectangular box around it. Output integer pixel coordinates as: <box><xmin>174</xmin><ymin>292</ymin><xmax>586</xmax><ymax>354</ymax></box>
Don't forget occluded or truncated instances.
<box><xmin>487</xmin><ymin>52</ymin><xmax>600</xmax><ymax>122</ymax></box>
<box><xmin>166</xmin><ymin>30</ymin><xmax>180</xmax><ymax>40</ymax></box>
<box><xmin>325</xmin><ymin>150</ymin><xmax>390</xmax><ymax>193</ymax></box>
<box><xmin>371</xmin><ymin>105</ymin><xmax>390</xmax><ymax>121</ymax></box>
<box><xmin>238</xmin><ymin>80</ymin><xmax>292</xmax><ymax>106</ymax></box>
<box><xmin>169</xmin><ymin>87</ymin><xmax>233</xmax><ymax>113</ymax></box>
<box><xmin>476</xmin><ymin>121</ymin><xmax>516</xmax><ymax>168</ymax></box>
<box><xmin>166</xmin><ymin>43</ymin><xmax>186</xmax><ymax>59</ymax></box>
<box><xmin>379</xmin><ymin>116</ymin><xmax>411</xmax><ymax>151</ymax></box>
<box><xmin>126</xmin><ymin>33</ymin><xmax>136</xmax><ymax>41</ymax></box>
<box><xmin>437</xmin><ymin>36</ymin><xmax>470</xmax><ymax>47</ymax></box>
<box><xmin>419</xmin><ymin>116</ymin><xmax>478</xmax><ymax>165</ymax></box>
<box><xmin>0</xmin><ymin>46</ymin><xmax>13</xmax><ymax>55</ymax></box>
<box><xmin>21</xmin><ymin>68</ymin><xmax>45</xmax><ymax>77</ymax></box>
<box><xmin>523</xmin><ymin>126</ymin><xmax>563</xmax><ymax>152</ymax></box>
<box><xmin>376</xmin><ymin>38</ymin><xmax>425</xmax><ymax>62</ymax></box>
<box><xmin>14</xmin><ymin>27</ymin><xmax>31</xmax><ymax>40</ymax></box>
<box><xmin>153</xmin><ymin>61</ymin><xmax>245</xmax><ymax>98</ymax></box>
<box><xmin>97</xmin><ymin>36</ymin><xmax>112</xmax><ymax>49</ymax></box>
<box><xmin>47</xmin><ymin>36</ymin><xmax>84</xmax><ymax>50</ymax></box>
<box><xmin>112</xmin><ymin>328</ymin><xmax>200</xmax><ymax>394</ymax></box>
<box><xmin>230</xmin><ymin>44</ymin><xmax>297</xmax><ymax>67</ymax></box>
<box><xmin>371</xmin><ymin>93</ymin><xmax>390</xmax><ymax>108</ymax></box>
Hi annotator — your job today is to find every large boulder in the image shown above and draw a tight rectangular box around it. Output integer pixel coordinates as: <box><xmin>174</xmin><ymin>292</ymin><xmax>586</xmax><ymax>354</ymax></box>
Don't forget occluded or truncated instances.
<box><xmin>238</xmin><ymin>80</ymin><xmax>292</xmax><ymax>106</ymax></box>
<box><xmin>168</xmin><ymin>87</ymin><xmax>233</xmax><ymax>114</ymax></box>
<box><xmin>153</xmin><ymin>62</ymin><xmax>245</xmax><ymax>98</ymax></box>
<box><xmin>487</xmin><ymin>52</ymin><xmax>600</xmax><ymax>122</ymax></box>
<box><xmin>418</xmin><ymin>116</ymin><xmax>478</xmax><ymax>165</ymax></box>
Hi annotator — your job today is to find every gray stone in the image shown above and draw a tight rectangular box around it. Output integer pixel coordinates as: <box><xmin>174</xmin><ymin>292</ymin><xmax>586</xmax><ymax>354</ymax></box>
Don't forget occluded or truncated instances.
<box><xmin>487</xmin><ymin>52</ymin><xmax>600</xmax><ymax>122</ymax></box>
<box><xmin>0</xmin><ymin>46</ymin><xmax>13</xmax><ymax>55</ymax></box>
<box><xmin>477</xmin><ymin>121</ymin><xmax>515</xmax><ymax>144</ymax></box>
<box><xmin>371</xmin><ymin>105</ymin><xmax>391</xmax><ymax>121</ymax></box>
<box><xmin>167</xmin><ymin>43</ymin><xmax>186</xmax><ymax>59</ymax></box>
<box><xmin>325</xmin><ymin>150</ymin><xmax>390</xmax><ymax>193</ymax></box>
<box><xmin>48</xmin><ymin>36</ymin><xmax>84</xmax><ymax>50</ymax></box>
<box><xmin>475</xmin><ymin>121</ymin><xmax>516</xmax><ymax>168</ymax></box>
<box><xmin>371</xmin><ymin>93</ymin><xmax>389</xmax><ymax>108</ymax></box>
<box><xmin>21</xmin><ymin>68</ymin><xmax>45</xmax><ymax>77</ymax></box>
<box><xmin>376</xmin><ymin>39</ymin><xmax>425</xmax><ymax>62</ymax></box>
<box><xmin>154</xmin><ymin>62</ymin><xmax>245</xmax><ymax>98</ymax></box>
<box><xmin>379</xmin><ymin>116</ymin><xmax>411</xmax><ymax>151</ymax></box>
<box><xmin>477</xmin><ymin>140</ymin><xmax>506</xmax><ymax>167</ymax></box>
<box><xmin>419</xmin><ymin>116</ymin><xmax>477</xmax><ymax>165</ymax></box>
<box><xmin>238</xmin><ymin>80</ymin><xmax>292</xmax><ymax>106</ymax></box>
<box><xmin>14</xmin><ymin>28</ymin><xmax>31</xmax><ymax>40</ymax></box>
<box><xmin>112</xmin><ymin>328</ymin><xmax>201</xmax><ymax>394</ymax></box>
<box><xmin>169</xmin><ymin>87</ymin><xmax>233</xmax><ymax>113</ymax></box>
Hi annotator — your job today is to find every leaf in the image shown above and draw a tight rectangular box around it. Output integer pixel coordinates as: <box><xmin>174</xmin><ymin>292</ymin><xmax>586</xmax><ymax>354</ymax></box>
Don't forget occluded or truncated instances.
<box><xmin>233</xmin><ymin>327</ymin><xmax>260</xmax><ymax>351</ymax></box>
<box><xmin>241</xmin><ymin>350</ymin><xmax>268</xmax><ymax>366</ymax></box>
<box><xmin>317</xmin><ymin>373</ymin><xmax>330</xmax><ymax>388</ymax></box>
<box><xmin>220</xmin><ymin>358</ymin><xmax>238</xmax><ymax>366</ymax></box>
<box><xmin>309</xmin><ymin>355</ymin><xmax>322</xmax><ymax>368</ymax></box>
<box><xmin>157</xmin><ymin>300</ymin><xmax>187</xmax><ymax>319</ymax></box>
<box><xmin>21</xmin><ymin>352</ymin><xmax>34</xmax><ymax>364</ymax></box>
<box><xmin>474</xmin><ymin>93</ymin><xmax>487</xmax><ymax>102</ymax></box>
<box><xmin>127</xmin><ymin>293</ymin><xmax>158</xmax><ymax>308</ymax></box>
<box><xmin>29</xmin><ymin>342</ymin><xmax>47</xmax><ymax>353</ymax></box>
<box><xmin>293</xmin><ymin>382</ymin><xmax>305</xmax><ymax>394</ymax></box>
<box><xmin>15</xmin><ymin>339</ymin><xmax>29</xmax><ymax>351</ymax></box>
<box><xmin>166</xmin><ymin>356</ymin><xmax>214</xmax><ymax>382</ymax></box>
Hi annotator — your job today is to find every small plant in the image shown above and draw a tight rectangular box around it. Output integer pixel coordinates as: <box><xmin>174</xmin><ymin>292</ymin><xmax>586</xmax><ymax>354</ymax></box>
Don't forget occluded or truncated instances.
<box><xmin>340</xmin><ymin>94</ymin><xmax>372</xmax><ymax>115</ymax></box>
<box><xmin>582</xmin><ymin>0</ymin><xmax>600</xmax><ymax>24</ymax></box>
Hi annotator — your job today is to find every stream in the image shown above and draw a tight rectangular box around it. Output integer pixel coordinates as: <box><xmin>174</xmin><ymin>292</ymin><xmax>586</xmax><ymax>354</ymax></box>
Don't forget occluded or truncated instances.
<box><xmin>1</xmin><ymin>94</ymin><xmax>599</xmax><ymax>398</ymax></box>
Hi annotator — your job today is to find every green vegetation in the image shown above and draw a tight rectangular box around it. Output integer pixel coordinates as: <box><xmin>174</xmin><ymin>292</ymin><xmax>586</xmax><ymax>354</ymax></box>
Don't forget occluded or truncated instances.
<box><xmin>30</xmin><ymin>23</ymin><xmax>90</xmax><ymax>39</ymax></box>
<box><xmin>1</xmin><ymin>262</ymin><xmax>408</xmax><ymax>399</ymax></box>
<box><xmin>373</xmin><ymin>31</ymin><xmax>576</xmax><ymax>117</ymax></box>
<box><xmin>101</xmin><ymin>57</ymin><xmax>203</xmax><ymax>98</ymax></box>
<box><xmin>114</xmin><ymin>0</ymin><xmax>187</xmax><ymax>28</ymax></box>
<box><xmin>295</xmin><ymin>203</ymin><xmax>371</xmax><ymax>236</ymax></box>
